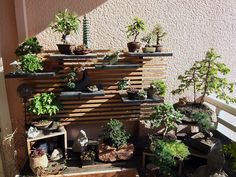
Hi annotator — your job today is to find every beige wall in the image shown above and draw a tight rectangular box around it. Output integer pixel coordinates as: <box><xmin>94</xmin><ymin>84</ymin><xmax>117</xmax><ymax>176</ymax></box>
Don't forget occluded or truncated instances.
<box><xmin>24</xmin><ymin>0</ymin><xmax>236</xmax><ymax>102</ymax></box>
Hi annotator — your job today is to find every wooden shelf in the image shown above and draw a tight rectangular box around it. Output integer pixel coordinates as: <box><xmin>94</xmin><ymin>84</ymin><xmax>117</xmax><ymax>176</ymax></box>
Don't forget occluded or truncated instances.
<box><xmin>95</xmin><ymin>64</ymin><xmax>139</xmax><ymax>69</ymax></box>
<box><xmin>127</xmin><ymin>52</ymin><xmax>173</xmax><ymax>57</ymax></box>
<box><xmin>119</xmin><ymin>91</ymin><xmax>164</xmax><ymax>104</ymax></box>
<box><xmin>5</xmin><ymin>72</ymin><xmax>56</xmax><ymax>78</ymax></box>
<box><xmin>49</xmin><ymin>53</ymin><xmax>98</xmax><ymax>60</ymax></box>
<box><xmin>59</xmin><ymin>90</ymin><xmax>105</xmax><ymax>98</ymax></box>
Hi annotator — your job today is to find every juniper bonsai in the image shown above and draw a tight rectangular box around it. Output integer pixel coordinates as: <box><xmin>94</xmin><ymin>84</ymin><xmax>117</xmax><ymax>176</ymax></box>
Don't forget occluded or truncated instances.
<box><xmin>152</xmin><ymin>24</ymin><xmax>167</xmax><ymax>46</ymax></box>
<box><xmin>172</xmin><ymin>48</ymin><xmax>236</xmax><ymax>104</ymax></box>
<box><xmin>127</xmin><ymin>17</ymin><xmax>146</xmax><ymax>42</ymax></box>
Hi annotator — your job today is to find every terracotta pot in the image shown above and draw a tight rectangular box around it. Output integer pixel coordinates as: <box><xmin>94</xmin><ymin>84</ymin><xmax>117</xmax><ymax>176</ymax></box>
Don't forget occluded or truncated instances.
<box><xmin>153</xmin><ymin>45</ymin><xmax>163</xmax><ymax>52</ymax></box>
<box><xmin>127</xmin><ymin>42</ymin><xmax>141</xmax><ymax>52</ymax></box>
<box><xmin>30</xmin><ymin>154</ymin><xmax>48</xmax><ymax>174</ymax></box>
<box><xmin>57</xmin><ymin>44</ymin><xmax>75</xmax><ymax>55</ymax></box>
<box><xmin>142</xmin><ymin>47</ymin><xmax>156</xmax><ymax>53</ymax></box>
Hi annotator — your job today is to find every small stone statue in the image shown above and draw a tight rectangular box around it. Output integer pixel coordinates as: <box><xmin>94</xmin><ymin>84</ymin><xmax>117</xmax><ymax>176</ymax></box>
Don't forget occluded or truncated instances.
<box><xmin>27</xmin><ymin>126</ymin><xmax>40</xmax><ymax>138</ymax></box>
<box><xmin>72</xmin><ymin>130</ymin><xmax>88</xmax><ymax>153</ymax></box>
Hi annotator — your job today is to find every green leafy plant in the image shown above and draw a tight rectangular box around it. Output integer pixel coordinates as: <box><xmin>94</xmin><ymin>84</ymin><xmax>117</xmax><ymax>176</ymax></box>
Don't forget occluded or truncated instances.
<box><xmin>191</xmin><ymin>112</ymin><xmax>215</xmax><ymax>133</ymax></box>
<box><xmin>141</xmin><ymin>32</ymin><xmax>154</xmax><ymax>47</ymax></box>
<box><xmin>127</xmin><ymin>17</ymin><xmax>146</xmax><ymax>42</ymax></box>
<box><xmin>150</xmin><ymin>80</ymin><xmax>167</xmax><ymax>96</ymax></box>
<box><xmin>224</xmin><ymin>143</ymin><xmax>236</xmax><ymax>171</ymax></box>
<box><xmin>50</xmin><ymin>9</ymin><xmax>80</xmax><ymax>43</ymax></box>
<box><xmin>149</xmin><ymin>103</ymin><xmax>183</xmax><ymax>136</ymax></box>
<box><xmin>19</xmin><ymin>54</ymin><xmax>43</xmax><ymax>73</ymax></box>
<box><xmin>65</xmin><ymin>67</ymin><xmax>78</xmax><ymax>90</ymax></box>
<box><xmin>28</xmin><ymin>92</ymin><xmax>61</xmax><ymax>117</ymax></box>
<box><xmin>103</xmin><ymin>51</ymin><xmax>119</xmax><ymax>65</ymax></box>
<box><xmin>138</xmin><ymin>90</ymin><xmax>147</xmax><ymax>100</ymax></box>
<box><xmin>117</xmin><ymin>78</ymin><xmax>130</xmax><ymax>90</ymax></box>
<box><xmin>150</xmin><ymin>138</ymin><xmax>190</xmax><ymax>176</ymax></box>
<box><xmin>15</xmin><ymin>37</ymin><xmax>42</xmax><ymax>57</ymax></box>
<box><xmin>152</xmin><ymin>24</ymin><xmax>167</xmax><ymax>46</ymax></box>
<box><xmin>103</xmin><ymin>119</ymin><xmax>130</xmax><ymax>148</ymax></box>
<box><xmin>172</xmin><ymin>48</ymin><xmax>236</xmax><ymax>104</ymax></box>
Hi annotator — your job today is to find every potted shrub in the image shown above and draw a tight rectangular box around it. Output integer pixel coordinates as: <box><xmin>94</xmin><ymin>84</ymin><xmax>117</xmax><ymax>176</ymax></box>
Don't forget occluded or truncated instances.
<box><xmin>150</xmin><ymin>138</ymin><xmax>190</xmax><ymax>177</ymax></box>
<box><xmin>65</xmin><ymin>67</ymin><xmax>79</xmax><ymax>91</ymax></box>
<box><xmin>99</xmin><ymin>119</ymin><xmax>134</xmax><ymax>162</ymax></box>
<box><xmin>15</xmin><ymin>37</ymin><xmax>42</xmax><ymax>57</ymax></box>
<box><xmin>127</xmin><ymin>87</ymin><xmax>139</xmax><ymax>100</ymax></box>
<box><xmin>146</xmin><ymin>80</ymin><xmax>167</xmax><ymax>100</ymax></box>
<box><xmin>73</xmin><ymin>45</ymin><xmax>92</xmax><ymax>55</ymax></box>
<box><xmin>117</xmin><ymin>78</ymin><xmax>130</xmax><ymax>90</ymax></box>
<box><xmin>19</xmin><ymin>54</ymin><xmax>43</xmax><ymax>73</ymax></box>
<box><xmin>50</xmin><ymin>9</ymin><xmax>80</xmax><ymax>54</ymax></box>
<box><xmin>28</xmin><ymin>92</ymin><xmax>61</xmax><ymax>129</ymax></box>
<box><xmin>126</xmin><ymin>17</ymin><xmax>146</xmax><ymax>52</ymax></box>
<box><xmin>172</xmin><ymin>48</ymin><xmax>236</xmax><ymax>119</ymax></box>
<box><xmin>224</xmin><ymin>143</ymin><xmax>236</xmax><ymax>173</ymax></box>
<box><xmin>152</xmin><ymin>24</ymin><xmax>167</xmax><ymax>52</ymax></box>
<box><xmin>141</xmin><ymin>32</ymin><xmax>156</xmax><ymax>53</ymax></box>
<box><xmin>138</xmin><ymin>90</ymin><xmax>147</xmax><ymax>100</ymax></box>
<box><xmin>30</xmin><ymin>148</ymin><xmax>48</xmax><ymax>175</ymax></box>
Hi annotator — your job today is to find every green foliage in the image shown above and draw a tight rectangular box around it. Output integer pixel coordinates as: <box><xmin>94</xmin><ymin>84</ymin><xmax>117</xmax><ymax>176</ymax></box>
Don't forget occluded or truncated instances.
<box><xmin>19</xmin><ymin>54</ymin><xmax>43</xmax><ymax>73</ymax></box>
<box><xmin>15</xmin><ymin>37</ymin><xmax>42</xmax><ymax>57</ymax></box>
<box><xmin>103</xmin><ymin>119</ymin><xmax>130</xmax><ymax>148</ymax></box>
<box><xmin>150</xmin><ymin>80</ymin><xmax>167</xmax><ymax>96</ymax></box>
<box><xmin>152</xmin><ymin>24</ymin><xmax>167</xmax><ymax>45</ymax></box>
<box><xmin>224</xmin><ymin>143</ymin><xmax>236</xmax><ymax>171</ymax></box>
<box><xmin>150</xmin><ymin>138</ymin><xmax>190</xmax><ymax>176</ymax></box>
<box><xmin>172</xmin><ymin>48</ymin><xmax>236</xmax><ymax>104</ymax></box>
<box><xmin>127</xmin><ymin>17</ymin><xmax>146</xmax><ymax>42</ymax></box>
<box><xmin>118</xmin><ymin>78</ymin><xmax>130</xmax><ymax>90</ymax></box>
<box><xmin>65</xmin><ymin>67</ymin><xmax>78</xmax><ymax>90</ymax></box>
<box><xmin>141</xmin><ymin>32</ymin><xmax>154</xmax><ymax>46</ymax></box>
<box><xmin>191</xmin><ymin>112</ymin><xmax>215</xmax><ymax>133</ymax></box>
<box><xmin>50</xmin><ymin>9</ymin><xmax>80</xmax><ymax>43</ymax></box>
<box><xmin>149</xmin><ymin>103</ymin><xmax>183</xmax><ymax>136</ymax></box>
<box><xmin>28</xmin><ymin>92</ymin><xmax>61</xmax><ymax>117</ymax></box>
<box><xmin>103</xmin><ymin>51</ymin><xmax>119</xmax><ymax>65</ymax></box>
<box><xmin>83</xmin><ymin>15</ymin><xmax>89</xmax><ymax>48</ymax></box>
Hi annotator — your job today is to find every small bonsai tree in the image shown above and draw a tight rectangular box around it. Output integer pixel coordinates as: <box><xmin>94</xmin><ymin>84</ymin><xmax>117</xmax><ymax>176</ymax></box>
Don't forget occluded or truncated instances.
<box><xmin>141</xmin><ymin>32</ymin><xmax>154</xmax><ymax>47</ymax></box>
<box><xmin>50</xmin><ymin>9</ymin><xmax>80</xmax><ymax>43</ymax></box>
<box><xmin>149</xmin><ymin>80</ymin><xmax>167</xmax><ymax>96</ymax></box>
<box><xmin>117</xmin><ymin>78</ymin><xmax>130</xmax><ymax>90</ymax></box>
<box><xmin>127</xmin><ymin>17</ymin><xmax>146</xmax><ymax>42</ymax></box>
<box><xmin>19</xmin><ymin>54</ymin><xmax>43</xmax><ymax>73</ymax></box>
<box><xmin>172</xmin><ymin>48</ymin><xmax>236</xmax><ymax>104</ymax></box>
<box><xmin>15</xmin><ymin>37</ymin><xmax>42</xmax><ymax>57</ymax></box>
<box><xmin>28</xmin><ymin>92</ymin><xmax>61</xmax><ymax>117</ymax></box>
<box><xmin>103</xmin><ymin>51</ymin><xmax>119</xmax><ymax>65</ymax></box>
<box><xmin>224</xmin><ymin>143</ymin><xmax>236</xmax><ymax>171</ymax></box>
<box><xmin>152</xmin><ymin>24</ymin><xmax>167</xmax><ymax>46</ymax></box>
<box><xmin>148</xmin><ymin>103</ymin><xmax>183</xmax><ymax>136</ymax></box>
<box><xmin>65</xmin><ymin>67</ymin><xmax>79</xmax><ymax>90</ymax></box>
<box><xmin>103</xmin><ymin>119</ymin><xmax>130</xmax><ymax>148</ymax></box>
<box><xmin>150</xmin><ymin>138</ymin><xmax>190</xmax><ymax>176</ymax></box>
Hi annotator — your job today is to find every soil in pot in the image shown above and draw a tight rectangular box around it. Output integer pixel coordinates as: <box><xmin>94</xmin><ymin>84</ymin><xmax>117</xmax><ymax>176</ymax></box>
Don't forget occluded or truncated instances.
<box><xmin>57</xmin><ymin>44</ymin><xmax>75</xmax><ymax>55</ymax></box>
<box><xmin>127</xmin><ymin>42</ymin><xmax>141</xmax><ymax>52</ymax></box>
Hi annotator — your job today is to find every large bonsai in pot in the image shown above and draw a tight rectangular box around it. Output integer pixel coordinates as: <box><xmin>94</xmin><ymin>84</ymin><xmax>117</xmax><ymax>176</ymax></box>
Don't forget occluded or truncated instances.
<box><xmin>99</xmin><ymin>119</ymin><xmax>134</xmax><ymax>162</ymax></box>
<box><xmin>126</xmin><ymin>17</ymin><xmax>146</xmax><ymax>52</ymax></box>
<box><xmin>146</xmin><ymin>79</ymin><xmax>167</xmax><ymax>100</ymax></box>
<box><xmin>50</xmin><ymin>9</ymin><xmax>80</xmax><ymax>54</ymax></box>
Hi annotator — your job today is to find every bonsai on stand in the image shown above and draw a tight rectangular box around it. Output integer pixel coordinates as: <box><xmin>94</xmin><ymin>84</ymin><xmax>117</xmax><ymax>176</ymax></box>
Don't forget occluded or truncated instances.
<box><xmin>50</xmin><ymin>9</ymin><xmax>80</xmax><ymax>54</ymax></box>
<box><xmin>126</xmin><ymin>17</ymin><xmax>146</xmax><ymax>52</ymax></box>
<box><xmin>152</xmin><ymin>24</ymin><xmax>167</xmax><ymax>52</ymax></box>
<box><xmin>141</xmin><ymin>32</ymin><xmax>156</xmax><ymax>53</ymax></box>
<box><xmin>146</xmin><ymin>80</ymin><xmax>167</xmax><ymax>100</ymax></box>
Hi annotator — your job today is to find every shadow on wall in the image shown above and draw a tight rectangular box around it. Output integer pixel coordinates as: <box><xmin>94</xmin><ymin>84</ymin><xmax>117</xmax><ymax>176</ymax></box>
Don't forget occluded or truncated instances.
<box><xmin>25</xmin><ymin>0</ymin><xmax>108</xmax><ymax>35</ymax></box>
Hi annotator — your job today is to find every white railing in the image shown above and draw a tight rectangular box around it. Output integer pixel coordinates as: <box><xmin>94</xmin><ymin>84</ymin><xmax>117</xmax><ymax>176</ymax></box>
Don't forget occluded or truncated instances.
<box><xmin>204</xmin><ymin>95</ymin><xmax>236</xmax><ymax>142</ymax></box>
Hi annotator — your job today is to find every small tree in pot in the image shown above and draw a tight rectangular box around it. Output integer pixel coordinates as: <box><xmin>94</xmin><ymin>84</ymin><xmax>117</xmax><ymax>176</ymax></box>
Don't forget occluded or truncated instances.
<box><xmin>152</xmin><ymin>24</ymin><xmax>167</xmax><ymax>52</ymax></box>
<box><xmin>19</xmin><ymin>54</ymin><xmax>44</xmax><ymax>73</ymax></box>
<box><xmin>126</xmin><ymin>17</ymin><xmax>146</xmax><ymax>52</ymax></box>
<box><xmin>147</xmin><ymin>80</ymin><xmax>167</xmax><ymax>100</ymax></box>
<box><xmin>141</xmin><ymin>32</ymin><xmax>156</xmax><ymax>53</ymax></box>
<box><xmin>50</xmin><ymin>9</ymin><xmax>80</xmax><ymax>54</ymax></box>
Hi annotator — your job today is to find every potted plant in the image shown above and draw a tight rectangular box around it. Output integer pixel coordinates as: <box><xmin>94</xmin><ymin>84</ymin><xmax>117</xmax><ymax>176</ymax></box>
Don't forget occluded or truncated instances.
<box><xmin>28</xmin><ymin>92</ymin><xmax>61</xmax><ymax>128</ymax></box>
<box><xmin>148</xmin><ymin>103</ymin><xmax>183</xmax><ymax>137</ymax></box>
<box><xmin>141</xmin><ymin>33</ymin><xmax>156</xmax><ymax>53</ymax></box>
<box><xmin>29</xmin><ymin>148</ymin><xmax>48</xmax><ymax>175</ymax></box>
<box><xmin>99</xmin><ymin>119</ymin><xmax>134</xmax><ymax>162</ymax></box>
<box><xmin>150</xmin><ymin>138</ymin><xmax>190</xmax><ymax>177</ymax></box>
<box><xmin>50</xmin><ymin>9</ymin><xmax>80</xmax><ymax>54</ymax></box>
<box><xmin>73</xmin><ymin>45</ymin><xmax>92</xmax><ymax>55</ymax></box>
<box><xmin>224</xmin><ymin>143</ymin><xmax>236</xmax><ymax>173</ymax></box>
<box><xmin>146</xmin><ymin>80</ymin><xmax>167</xmax><ymax>100</ymax></box>
<box><xmin>19</xmin><ymin>54</ymin><xmax>44</xmax><ymax>73</ymax></box>
<box><xmin>138</xmin><ymin>90</ymin><xmax>147</xmax><ymax>100</ymax></box>
<box><xmin>126</xmin><ymin>17</ymin><xmax>146</xmax><ymax>52</ymax></box>
<box><xmin>15</xmin><ymin>37</ymin><xmax>42</xmax><ymax>57</ymax></box>
<box><xmin>103</xmin><ymin>51</ymin><xmax>119</xmax><ymax>65</ymax></box>
<box><xmin>127</xmin><ymin>87</ymin><xmax>139</xmax><ymax>100</ymax></box>
<box><xmin>117</xmin><ymin>78</ymin><xmax>130</xmax><ymax>90</ymax></box>
<box><xmin>65</xmin><ymin>67</ymin><xmax>79</xmax><ymax>91</ymax></box>
<box><xmin>152</xmin><ymin>24</ymin><xmax>167</xmax><ymax>52</ymax></box>
<box><xmin>172</xmin><ymin>48</ymin><xmax>236</xmax><ymax>119</ymax></box>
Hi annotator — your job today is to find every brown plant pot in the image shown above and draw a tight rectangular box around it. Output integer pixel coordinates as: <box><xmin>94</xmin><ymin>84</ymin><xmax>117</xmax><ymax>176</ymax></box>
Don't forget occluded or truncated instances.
<box><xmin>153</xmin><ymin>44</ymin><xmax>163</xmax><ymax>52</ymax></box>
<box><xmin>57</xmin><ymin>44</ymin><xmax>75</xmax><ymax>55</ymax></box>
<box><xmin>142</xmin><ymin>47</ymin><xmax>156</xmax><ymax>53</ymax></box>
<box><xmin>127</xmin><ymin>89</ymin><xmax>139</xmax><ymax>100</ymax></box>
<box><xmin>127</xmin><ymin>42</ymin><xmax>141</xmax><ymax>52</ymax></box>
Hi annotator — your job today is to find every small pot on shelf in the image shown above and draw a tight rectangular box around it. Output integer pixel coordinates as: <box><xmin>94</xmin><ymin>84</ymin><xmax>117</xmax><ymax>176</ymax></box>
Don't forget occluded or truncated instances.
<box><xmin>153</xmin><ymin>44</ymin><xmax>163</xmax><ymax>52</ymax></box>
<box><xmin>127</xmin><ymin>42</ymin><xmax>141</xmax><ymax>52</ymax></box>
<box><xmin>142</xmin><ymin>46</ymin><xmax>156</xmax><ymax>53</ymax></box>
<box><xmin>127</xmin><ymin>88</ymin><xmax>139</xmax><ymax>100</ymax></box>
<box><xmin>57</xmin><ymin>44</ymin><xmax>75</xmax><ymax>55</ymax></box>
<box><xmin>32</xmin><ymin>120</ymin><xmax>52</xmax><ymax>130</ymax></box>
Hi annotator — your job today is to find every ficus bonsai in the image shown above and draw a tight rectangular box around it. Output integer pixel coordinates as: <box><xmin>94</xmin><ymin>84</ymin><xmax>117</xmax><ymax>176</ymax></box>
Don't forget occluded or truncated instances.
<box><xmin>172</xmin><ymin>48</ymin><xmax>236</xmax><ymax>104</ymax></box>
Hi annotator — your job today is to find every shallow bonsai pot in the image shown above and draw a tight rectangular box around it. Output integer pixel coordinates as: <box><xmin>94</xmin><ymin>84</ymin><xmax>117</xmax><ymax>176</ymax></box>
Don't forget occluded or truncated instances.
<box><xmin>127</xmin><ymin>89</ymin><xmax>139</xmax><ymax>100</ymax></box>
<box><xmin>147</xmin><ymin>88</ymin><xmax>160</xmax><ymax>100</ymax></box>
<box><xmin>127</xmin><ymin>42</ymin><xmax>141</xmax><ymax>52</ymax></box>
<box><xmin>142</xmin><ymin>47</ymin><xmax>156</xmax><ymax>53</ymax></box>
<box><xmin>57</xmin><ymin>44</ymin><xmax>75</xmax><ymax>55</ymax></box>
<box><xmin>153</xmin><ymin>44</ymin><xmax>163</xmax><ymax>52</ymax></box>
<box><xmin>32</xmin><ymin>120</ymin><xmax>52</xmax><ymax>130</ymax></box>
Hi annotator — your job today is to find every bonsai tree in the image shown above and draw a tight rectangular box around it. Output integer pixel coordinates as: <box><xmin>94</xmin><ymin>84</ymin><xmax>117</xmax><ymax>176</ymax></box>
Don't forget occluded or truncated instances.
<box><xmin>117</xmin><ymin>78</ymin><xmax>130</xmax><ymax>90</ymax></box>
<box><xmin>28</xmin><ymin>92</ymin><xmax>61</xmax><ymax>117</ymax></box>
<box><xmin>126</xmin><ymin>17</ymin><xmax>146</xmax><ymax>52</ymax></box>
<box><xmin>19</xmin><ymin>54</ymin><xmax>43</xmax><ymax>73</ymax></box>
<box><xmin>147</xmin><ymin>79</ymin><xmax>167</xmax><ymax>99</ymax></box>
<box><xmin>224</xmin><ymin>143</ymin><xmax>236</xmax><ymax>171</ymax></box>
<box><xmin>141</xmin><ymin>32</ymin><xmax>154</xmax><ymax>47</ymax></box>
<box><xmin>15</xmin><ymin>37</ymin><xmax>42</xmax><ymax>57</ymax></box>
<box><xmin>152</xmin><ymin>23</ymin><xmax>167</xmax><ymax>51</ymax></box>
<box><xmin>148</xmin><ymin>103</ymin><xmax>183</xmax><ymax>136</ymax></box>
<box><xmin>150</xmin><ymin>138</ymin><xmax>190</xmax><ymax>176</ymax></box>
<box><xmin>65</xmin><ymin>67</ymin><xmax>79</xmax><ymax>90</ymax></box>
<box><xmin>103</xmin><ymin>51</ymin><xmax>119</xmax><ymax>65</ymax></box>
<box><xmin>103</xmin><ymin>119</ymin><xmax>130</xmax><ymax>148</ymax></box>
<box><xmin>172</xmin><ymin>48</ymin><xmax>236</xmax><ymax>104</ymax></box>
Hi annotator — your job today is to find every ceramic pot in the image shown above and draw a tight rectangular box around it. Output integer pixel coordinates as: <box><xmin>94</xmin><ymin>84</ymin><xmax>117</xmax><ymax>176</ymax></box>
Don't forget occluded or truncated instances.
<box><xmin>127</xmin><ymin>42</ymin><xmax>141</xmax><ymax>52</ymax></box>
<box><xmin>57</xmin><ymin>44</ymin><xmax>75</xmax><ymax>55</ymax></box>
<box><xmin>142</xmin><ymin>47</ymin><xmax>156</xmax><ymax>53</ymax></box>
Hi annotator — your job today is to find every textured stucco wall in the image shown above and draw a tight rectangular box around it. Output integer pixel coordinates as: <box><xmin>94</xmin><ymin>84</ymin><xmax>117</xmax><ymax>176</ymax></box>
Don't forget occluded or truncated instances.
<box><xmin>25</xmin><ymin>0</ymin><xmax>236</xmax><ymax>103</ymax></box>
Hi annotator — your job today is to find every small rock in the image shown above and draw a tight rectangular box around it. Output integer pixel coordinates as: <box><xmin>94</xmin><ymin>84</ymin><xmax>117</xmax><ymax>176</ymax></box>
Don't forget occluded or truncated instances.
<box><xmin>72</xmin><ymin>130</ymin><xmax>88</xmax><ymax>152</ymax></box>
<box><xmin>27</xmin><ymin>126</ymin><xmax>40</xmax><ymax>138</ymax></box>
<box><xmin>50</xmin><ymin>148</ymin><xmax>63</xmax><ymax>161</ymax></box>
